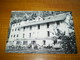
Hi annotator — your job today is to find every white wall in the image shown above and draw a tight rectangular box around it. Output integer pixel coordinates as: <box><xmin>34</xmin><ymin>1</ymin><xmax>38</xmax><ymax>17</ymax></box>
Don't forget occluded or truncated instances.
<box><xmin>8</xmin><ymin>15</ymin><xmax>71</xmax><ymax>46</ymax></box>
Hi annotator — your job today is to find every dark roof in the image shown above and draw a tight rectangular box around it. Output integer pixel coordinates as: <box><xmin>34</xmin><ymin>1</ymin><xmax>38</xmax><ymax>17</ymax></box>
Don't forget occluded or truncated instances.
<box><xmin>17</xmin><ymin>13</ymin><xmax>66</xmax><ymax>27</ymax></box>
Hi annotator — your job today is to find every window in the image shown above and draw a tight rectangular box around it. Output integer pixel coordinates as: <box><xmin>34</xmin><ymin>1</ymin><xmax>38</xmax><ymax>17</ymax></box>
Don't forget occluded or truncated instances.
<box><xmin>43</xmin><ymin>40</ymin><xmax>46</xmax><ymax>45</ymax></box>
<box><xmin>56</xmin><ymin>21</ymin><xmax>60</xmax><ymax>25</ymax></box>
<box><xmin>14</xmin><ymin>35</ymin><xmax>15</xmax><ymax>37</ymax></box>
<box><xmin>38</xmin><ymin>24</ymin><xmax>40</xmax><ymax>29</ymax></box>
<box><xmin>23</xmin><ymin>41</ymin><xmax>27</xmax><ymax>45</ymax></box>
<box><xmin>15</xmin><ymin>29</ymin><xmax>16</xmax><ymax>31</ymax></box>
<box><xmin>23</xmin><ymin>33</ymin><xmax>25</xmax><ymax>38</ymax></box>
<box><xmin>18</xmin><ymin>28</ymin><xmax>20</xmax><ymax>31</ymax></box>
<box><xmin>16</xmin><ymin>41</ymin><xmax>20</xmax><ymax>45</ymax></box>
<box><xmin>31</xmin><ymin>41</ymin><xmax>35</xmax><ymax>44</ymax></box>
<box><xmin>23</xmin><ymin>27</ymin><xmax>25</xmax><ymax>31</ymax></box>
<box><xmin>47</xmin><ymin>23</ymin><xmax>49</xmax><ymax>28</ymax></box>
<box><xmin>11</xmin><ymin>35</ymin><xmax>12</xmax><ymax>37</ymax></box>
<box><xmin>17</xmin><ymin>34</ymin><xmax>18</xmax><ymax>37</ymax></box>
<box><xmin>12</xmin><ymin>29</ymin><xmax>14</xmax><ymax>31</ymax></box>
<box><xmin>47</xmin><ymin>31</ymin><xmax>50</xmax><ymax>37</ymax></box>
<box><xmin>29</xmin><ymin>33</ymin><xmax>31</xmax><ymax>38</ymax></box>
<box><xmin>30</xmin><ymin>26</ymin><xmax>32</xmax><ymax>30</ymax></box>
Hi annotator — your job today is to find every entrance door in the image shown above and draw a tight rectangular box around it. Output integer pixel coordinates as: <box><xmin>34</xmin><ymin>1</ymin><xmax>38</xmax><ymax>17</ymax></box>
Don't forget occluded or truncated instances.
<box><xmin>31</xmin><ymin>41</ymin><xmax>37</xmax><ymax>49</ymax></box>
<box><xmin>31</xmin><ymin>41</ymin><xmax>36</xmax><ymax>45</ymax></box>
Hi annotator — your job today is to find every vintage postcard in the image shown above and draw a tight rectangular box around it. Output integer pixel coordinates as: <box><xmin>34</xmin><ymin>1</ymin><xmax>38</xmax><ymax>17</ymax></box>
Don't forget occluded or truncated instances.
<box><xmin>6</xmin><ymin>11</ymin><xmax>77</xmax><ymax>54</ymax></box>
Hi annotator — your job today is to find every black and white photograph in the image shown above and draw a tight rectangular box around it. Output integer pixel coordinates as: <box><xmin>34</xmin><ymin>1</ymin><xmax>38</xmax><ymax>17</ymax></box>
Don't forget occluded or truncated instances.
<box><xmin>6</xmin><ymin>11</ymin><xmax>77</xmax><ymax>54</ymax></box>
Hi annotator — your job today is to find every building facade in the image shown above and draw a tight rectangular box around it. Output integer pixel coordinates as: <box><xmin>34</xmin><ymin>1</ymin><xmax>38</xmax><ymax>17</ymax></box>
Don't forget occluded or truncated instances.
<box><xmin>6</xmin><ymin>13</ymin><xmax>72</xmax><ymax>49</ymax></box>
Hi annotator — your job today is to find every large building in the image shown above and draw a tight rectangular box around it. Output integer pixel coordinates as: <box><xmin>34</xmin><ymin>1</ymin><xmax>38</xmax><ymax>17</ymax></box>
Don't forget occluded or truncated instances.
<box><xmin>6</xmin><ymin>12</ymin><xmax>73</xmax><ymax>49</ymax></box>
